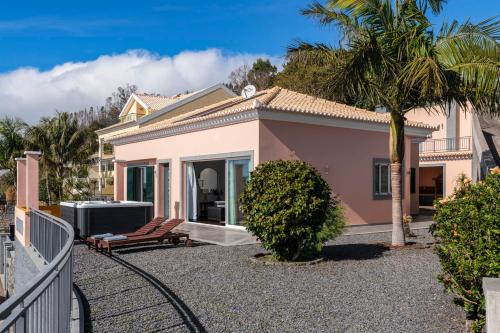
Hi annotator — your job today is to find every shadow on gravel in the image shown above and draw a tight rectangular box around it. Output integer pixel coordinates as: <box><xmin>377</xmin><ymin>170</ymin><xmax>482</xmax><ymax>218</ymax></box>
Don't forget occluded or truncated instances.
<box><xmin>114</xmin><ymin>241</ymin><xmax>210</xmax><ymax>255</ymax></box>
<box><xmin>73</xmin><ymin>283</ymin><xmax>93</xmax><ymax>333</ymax></box>
<box><xmin>323</xmin><ymin>243</ymin><xmax>390</xmax><ymax>261</ymax></box>
<box><xmin>109</xmin><ymin>255</ymin><xmax>207</xmax><ymax>333</ymax></box>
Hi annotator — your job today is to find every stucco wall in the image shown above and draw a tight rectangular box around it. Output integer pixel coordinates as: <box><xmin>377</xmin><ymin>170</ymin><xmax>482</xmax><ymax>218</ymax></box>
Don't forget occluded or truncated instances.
<box><xmin>259</xmin><ymin>119</ymin><xmax>419</xmax><ymax>225</ymax></box>
<box><xmin>421</xmin><ymin>158</ymin><xmax>472</xmax><ymax>197</ymax></box>
<box><xmin>114</xmin><ymin>120</ymin><xmax>260</xmax><ymax>219</ymax></box>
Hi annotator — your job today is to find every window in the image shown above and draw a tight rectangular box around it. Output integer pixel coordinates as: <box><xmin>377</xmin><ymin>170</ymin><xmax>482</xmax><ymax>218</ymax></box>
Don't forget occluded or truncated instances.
<box><xmin>373</xmin><ymin>158</ymin><xmax>405</xmax><ymax>200</ymax></box>
<box><xmin>374</xmin><ymin>160</ymin><xmax>391</xmax><ymax>198</ymax></box>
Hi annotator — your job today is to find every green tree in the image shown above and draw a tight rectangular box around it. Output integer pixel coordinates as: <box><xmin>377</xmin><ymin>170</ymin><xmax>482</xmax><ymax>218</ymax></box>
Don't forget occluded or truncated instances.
<box><xmin>227</xmin><ymin>58</ymin><xmax>277</xmax><ymax>93</ymax></box>
<box><xmin>274</xmin><ymin>50</ymin><xmax>373</xmax><ymax>109</ymax></box>
<box><xmin>0</xmin><ymin>117</ymin><xmax>27</xmax><ymax>186</ymax></box>
<box><xmin>291</xmin><ymin>0</ymin><xmax>499</xmax><ymax>246</ymax></box>
<box><xmin>27</xmin><ymin>112</ymin><xmax>97</xmax><ymax>202</ymax></box>
<box><xmin>431</xmin><ymin>171</ymin><xmax>500</xmax><ymax>331</ymax></box>
<box><xmin>247</xmin><ymin>58</ymin><xmax>278</xmax><ymax>90</ymax></box>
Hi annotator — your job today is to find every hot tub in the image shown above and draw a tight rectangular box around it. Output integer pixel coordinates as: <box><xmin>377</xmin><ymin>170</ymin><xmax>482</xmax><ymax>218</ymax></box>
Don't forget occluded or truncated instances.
<box><xmin>60</xmin><ymin>201</ymin><xmax>154</xmax><ymax>238</ymax></box>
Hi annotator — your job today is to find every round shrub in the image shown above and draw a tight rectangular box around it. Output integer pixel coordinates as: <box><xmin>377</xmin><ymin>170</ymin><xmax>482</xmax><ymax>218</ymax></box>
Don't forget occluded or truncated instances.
<box><xmin>241</xmin><ymin>160</ymin><xmax>344</xmax><ymax>261</ymax></box>
<box><xmin>430</xmin><ymin>171</ymin><xmax>500</xmax><ymax>332</ymax></box>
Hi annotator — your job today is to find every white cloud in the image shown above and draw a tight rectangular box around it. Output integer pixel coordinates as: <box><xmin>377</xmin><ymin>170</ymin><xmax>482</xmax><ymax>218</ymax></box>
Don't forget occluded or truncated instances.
<box><xmin>0</xmin><ymin>49</ymin><xmax>281</xmax><ymax>123</ymax></box>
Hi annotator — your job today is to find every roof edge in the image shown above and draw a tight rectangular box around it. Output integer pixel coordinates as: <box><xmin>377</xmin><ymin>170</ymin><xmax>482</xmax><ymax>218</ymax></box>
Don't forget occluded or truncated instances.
<box><xmin>137</xmin><ymin>83</ymin><xmax>236</xmax><ymax>125</ymax></box>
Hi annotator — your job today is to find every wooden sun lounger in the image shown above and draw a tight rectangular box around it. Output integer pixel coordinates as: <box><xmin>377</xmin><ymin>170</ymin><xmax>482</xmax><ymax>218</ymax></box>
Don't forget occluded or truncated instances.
<box><xmin>86</xmin><ymin>217</ymin><xmax>166</xmax><ymax>250</ymax></box>
<box><xmin>99</xmin><ymin>219</ymin><xmax>192</xmax><ymax>256</ymax></box>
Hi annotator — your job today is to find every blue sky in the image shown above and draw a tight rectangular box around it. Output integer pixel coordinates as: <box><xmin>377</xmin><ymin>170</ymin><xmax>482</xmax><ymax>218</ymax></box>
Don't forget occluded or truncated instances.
<box><xmin>0</xmin><ymin>0</ymin><xmax>498</xmax><ymax>121</ymax></box>
<box><xmin>1</xmin><ymin>0</ymin><xmax>498</xmax><ymax>72</ymax></box>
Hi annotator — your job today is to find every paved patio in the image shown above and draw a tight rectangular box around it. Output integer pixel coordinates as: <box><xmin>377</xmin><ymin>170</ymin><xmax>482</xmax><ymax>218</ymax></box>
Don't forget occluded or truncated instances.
<box><xmin>73</xmin><ymin>229</ymin><xmax>463</xmax><ymax>332</ymax></box>
<box><xmin>174</xmin><ymin>220</ymin><xmax>434</xmax><ymax>246</ymax></box>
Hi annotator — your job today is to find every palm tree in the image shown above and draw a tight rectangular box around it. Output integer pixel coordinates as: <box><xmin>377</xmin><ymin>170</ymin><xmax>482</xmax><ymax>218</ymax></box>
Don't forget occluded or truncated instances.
<box><xmin>290</xmin><ymin>0</ymin><xmax>499</xmax><ymax>245</ymax></box>
<box><xmin>0</xmin><ymin>117</ymin><xmax>27</xmax><ymax>186</ymax></box>
<box><xmin>27</xmin><ymin>113</ymin><xmax>97</xmax><ymax>202</ymax></box>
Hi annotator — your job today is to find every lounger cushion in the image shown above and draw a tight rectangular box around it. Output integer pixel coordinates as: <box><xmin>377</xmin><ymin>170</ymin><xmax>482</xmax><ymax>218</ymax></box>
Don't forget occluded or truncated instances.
<box><xmin>103</xmin><ymin>235</ymin><xmax>127</xmax><ymax>241</ymax></box>
<box><xmin>90</xmin><ymin>233</ymin><xmax>113</xmax><ymax>240</ymax></box>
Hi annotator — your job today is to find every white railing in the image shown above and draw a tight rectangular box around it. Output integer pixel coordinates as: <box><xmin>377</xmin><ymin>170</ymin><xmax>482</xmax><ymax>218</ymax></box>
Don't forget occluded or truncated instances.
<box><xmin>0</xmin><ymin>209</ymin><xmax>74</xmax><ymax>332</ymax></box>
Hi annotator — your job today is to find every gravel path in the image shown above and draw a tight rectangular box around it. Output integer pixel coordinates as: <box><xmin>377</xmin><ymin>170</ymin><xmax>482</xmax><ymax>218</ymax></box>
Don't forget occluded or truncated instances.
<box><xmin>73</xmin><ymin>229</ymin><xmax>463</xmax><ymax>332</ymax></box>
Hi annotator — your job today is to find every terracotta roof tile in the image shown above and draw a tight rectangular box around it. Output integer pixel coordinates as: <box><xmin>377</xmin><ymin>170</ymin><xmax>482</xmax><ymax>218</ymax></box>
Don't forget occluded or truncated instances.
<box><xmin>137</xmin><ymin>91</ymin><xmax>196</xmax><ymax>111</ymax></box>
<box><xmin>111</xmin><ymin>87</ymin><xmax>436</xmax><ymax>141</ymax></box>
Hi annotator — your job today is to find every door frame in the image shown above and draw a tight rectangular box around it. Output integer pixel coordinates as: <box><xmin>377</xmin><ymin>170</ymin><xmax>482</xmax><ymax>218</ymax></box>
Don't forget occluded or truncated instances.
<box><xmin>180</xmin><ymin>151</ymin><xmax>254</xmax><ymax>228</ymax></box>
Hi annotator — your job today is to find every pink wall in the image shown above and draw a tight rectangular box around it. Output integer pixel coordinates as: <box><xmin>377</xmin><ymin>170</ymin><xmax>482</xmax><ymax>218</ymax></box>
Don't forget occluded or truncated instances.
<box><xmin>410</xmin><ymin>142</ymin><xmax>420</xmax><ymax>215</ymax></box>
<box><xmin>421</xmin><ymin>158</ymin><xmax>472</xmax><ymax>197</ymax></box>
<box><xmin>114</xmin><ymin>120</ymin><xmax>260</xmax><ymax>219</ymax></box>
<box><xmin>16</xmin><ymin>158</ymin><xmax>26</xmax><ymax>207</ymax></box>
<box><xmin>114</xmin><ymin>162</ymin><xmax>125</xmax><ymax>200</ymax></box>
<box><xmin>259</xmin><ymin>119</ymin><xmax>420</xmax><ymax>225</ymax></box>
<box><xmin>25</xmin><ymin>152</ymin><xmax>40</xmax><ymax>210</ymax></box>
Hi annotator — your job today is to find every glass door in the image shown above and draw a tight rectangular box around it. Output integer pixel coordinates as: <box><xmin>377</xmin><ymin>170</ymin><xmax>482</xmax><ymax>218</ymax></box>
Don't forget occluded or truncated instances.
<box><xmin>227</xmin><ymin>159</ymin><xmax>251</xmax><ymax>226</ymax></box>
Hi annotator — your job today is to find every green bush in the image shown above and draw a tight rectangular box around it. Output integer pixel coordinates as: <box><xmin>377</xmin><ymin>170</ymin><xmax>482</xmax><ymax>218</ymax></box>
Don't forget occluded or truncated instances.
<box><xmin>430</xmin><ymin>171</ymin><xmax>500</xmax><ymax>332</ymax></box>
<box><xmin>241</xmin><ymin>160</ymin><xmax>345</xmax><ymax>261</ymax></box>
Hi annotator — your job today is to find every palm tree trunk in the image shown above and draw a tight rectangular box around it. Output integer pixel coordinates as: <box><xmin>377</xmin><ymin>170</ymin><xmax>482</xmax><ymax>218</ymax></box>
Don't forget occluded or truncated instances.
<box><xmin>389</xmin><ymin>111</ymin><xmax>406</xmax><ymax>246</ymax></box>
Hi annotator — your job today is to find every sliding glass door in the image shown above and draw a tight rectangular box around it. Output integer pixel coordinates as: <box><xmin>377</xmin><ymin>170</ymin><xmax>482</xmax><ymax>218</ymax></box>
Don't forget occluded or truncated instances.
<box><xmin>227</xmin><ymin>159</ymin><xmax>251</xmax><ymax>226</ymax></box>
<box><xmin>126</xmin><ymin>166</ymin><xmax>154</xmax><ymax>202</ymax></box>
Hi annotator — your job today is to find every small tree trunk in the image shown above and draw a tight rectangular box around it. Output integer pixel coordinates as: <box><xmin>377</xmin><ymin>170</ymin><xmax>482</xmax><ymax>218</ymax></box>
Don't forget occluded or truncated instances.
<box><xmin>390</xmin><ymin>111</ymin><xmax>406</xmax><ymax>246</ymax></box>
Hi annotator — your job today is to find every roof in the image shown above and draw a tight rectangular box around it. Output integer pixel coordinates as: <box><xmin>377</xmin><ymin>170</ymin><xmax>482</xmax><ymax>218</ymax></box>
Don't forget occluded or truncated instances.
<box><xmin>109</xmin><ymin>87</ymin><xmax>437</xmax><ymax>142</ymax></box>
<box><xmin>420</xmin><ymin>150</ymin><xmax>473</xmax><ymax>161</ymax></box>
<box><xmin>136</xmin><ymin>92</ymin><xmax>197</xmax><ymax>111</ymax></box>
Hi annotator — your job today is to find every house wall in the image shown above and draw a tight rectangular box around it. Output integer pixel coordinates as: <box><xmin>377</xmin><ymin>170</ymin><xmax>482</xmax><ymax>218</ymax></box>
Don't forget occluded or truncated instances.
<box><xmin>410</xmin><ymin>142</ymin><xmax>420</xmax><ymax>215</ymax></box>
<box><xmin>113</xmin><ymin>120</ymin><xmax>260</xmax><ymax>219</ymax></box>
<box><xmin>421</xmin><ymin>158</ymin><xmax>472</xmax><ymax>197</ymax></box>
<box><xmin>259</xmin><ymin>119</ymin><xmax>419</xmax><ymax>225</ymax></box>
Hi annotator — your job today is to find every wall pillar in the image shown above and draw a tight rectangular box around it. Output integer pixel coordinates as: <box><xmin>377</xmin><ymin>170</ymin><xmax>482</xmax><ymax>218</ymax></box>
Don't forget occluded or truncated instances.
<box><xmin>154</xmin><ymin>164</ymin><xmax>164</xmax><ymax>218</ymax></box>
<box><xmin>98</xmin><ymin>138</ymin><xmax>103</xmax><ymax>193</ymax></box>
<box><xmin>114</xmin><ymin>161</ymin><xmax>125</xmax><ymax>201</ymax></box>
<box><xmin>483</xmin><ymin>278</ymin><xmax>500</xmax><ymax>333</ymax></box>
<box><xmin>25</xmin><ymin>151</ymin><xmax>41</xmax><ymax>210</ymax></box>
<box><xmin>15</xmin><ymin>158</ymin><xmax>26</xmax><ymax>208</ymax></box>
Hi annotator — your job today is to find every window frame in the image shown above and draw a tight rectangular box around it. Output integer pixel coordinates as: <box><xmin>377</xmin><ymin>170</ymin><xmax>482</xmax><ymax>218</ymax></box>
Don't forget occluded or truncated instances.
<box><xmin>372</xmin><ymin>158</ymin><xmax>405</xmax><ymax>200</ymax></box>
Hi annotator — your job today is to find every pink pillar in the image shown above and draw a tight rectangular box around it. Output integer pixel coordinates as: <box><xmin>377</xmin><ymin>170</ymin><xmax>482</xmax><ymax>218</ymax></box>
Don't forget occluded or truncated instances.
<box><xmin>25</xmin><ymin>151</ymin><xmax>41</xmax><ymax>210</ymax></box>
<box><xmin>15</xmin><ymin>158</ymin><xmax>26</xmax><ymax>207</ymax></box>
<box><xmin>114</xmin><ymin>161</ymin><xmax>125</xmax><ymax>200</ymax></box>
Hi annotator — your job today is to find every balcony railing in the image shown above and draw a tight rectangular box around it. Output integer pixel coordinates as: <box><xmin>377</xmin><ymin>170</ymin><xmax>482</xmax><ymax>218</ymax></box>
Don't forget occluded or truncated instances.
<box><xmin>119</xmin><ymin>113</ymin><xmax>140</xmax><ymax>123</ymax></box>
<box><xmin>419</xmin><ymin>136</ymin><xmax>471</xmax><ymax>154</ymax></box>
<box><xmin>0</xmin><ymin>209</ymin><xmax>74</xmax><ymax>333</ymax></box>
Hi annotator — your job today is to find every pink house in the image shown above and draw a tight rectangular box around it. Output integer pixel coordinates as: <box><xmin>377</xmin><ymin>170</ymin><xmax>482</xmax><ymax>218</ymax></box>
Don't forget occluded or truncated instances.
<box><xmin>107</xmin><ymin>87</ymin><xmax>436</xmax><ymax>226</ymax></box>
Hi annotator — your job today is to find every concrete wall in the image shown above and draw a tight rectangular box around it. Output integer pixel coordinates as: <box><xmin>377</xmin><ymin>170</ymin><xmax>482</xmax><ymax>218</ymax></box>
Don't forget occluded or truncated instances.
<box><xmin>258</xmin><ymin>119</ymin><xmax>419</xmax><ymax>225</ymax></box>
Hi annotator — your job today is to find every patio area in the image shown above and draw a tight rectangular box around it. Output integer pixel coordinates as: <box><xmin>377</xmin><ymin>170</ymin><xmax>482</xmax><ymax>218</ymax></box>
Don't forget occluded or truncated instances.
<box><xmin>73</xmin><ymin>229</ymin><xmax>463</xmax><ymax>332</ymax></box>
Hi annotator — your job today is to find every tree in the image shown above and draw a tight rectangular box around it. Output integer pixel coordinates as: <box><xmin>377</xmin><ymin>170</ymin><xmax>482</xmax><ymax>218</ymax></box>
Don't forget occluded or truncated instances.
<box><xmin>26</xmin><ymin>112</ymin><xmax>97</xmax><ymax>202</ymax></box>
<box><xmin>291</xmin><ymin>0</ymin><xmax>499</xmax><ymax>246</ymax></box>
<box><xmin>227</xmin><ymin>64</ymin><xmax>251</xmax><ymax>94</ymax></box>
<box><xmin>0</xmin><ymin>117</ymin><xmax>27</xmax><ymax>186</ymax></box>
<box><xmin>247</xmin><ymin>58</ymin><xmax>278</xmax><ymax>90</ymax></box>
<box><xmin>227</xmin><ymin>58</ymin><xmax>278</xmax><ymax>94</ymax></box>
<box><xmin>274</xmin><ymin>51</ymin><xmax>373</xmax><ymax>109</ymax></box>
<box><xmin>104</xmin><ymin>84</ymin><xmax>138</xmax><ymax>122</ymax></box>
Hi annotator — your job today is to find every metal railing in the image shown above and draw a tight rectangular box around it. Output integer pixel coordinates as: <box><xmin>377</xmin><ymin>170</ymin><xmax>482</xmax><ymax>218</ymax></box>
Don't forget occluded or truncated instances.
<box><xmin>0</xmin><ymin>209</ymin><xmax>74</xmax><ymax>333</ymax></box>
<box><xmin>419</xmin><ymin>136</ymin><xmax>471</xmax><ymax>153</ymax></box>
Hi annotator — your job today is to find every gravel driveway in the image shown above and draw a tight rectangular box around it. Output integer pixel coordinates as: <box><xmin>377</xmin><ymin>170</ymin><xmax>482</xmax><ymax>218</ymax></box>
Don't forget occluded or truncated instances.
<box><xmin>73</xmin><ymin>229</ymin><xmax>463</xmax><ymax>332</ymax></box>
